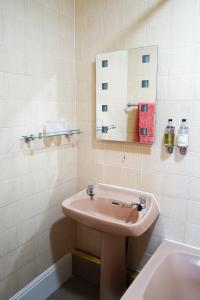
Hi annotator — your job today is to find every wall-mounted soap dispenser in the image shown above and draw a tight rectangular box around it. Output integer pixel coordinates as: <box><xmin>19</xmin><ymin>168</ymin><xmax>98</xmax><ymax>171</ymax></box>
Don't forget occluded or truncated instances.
<box><xmin>164</xmin><ymin>119</ymin><xmax>175</xmax><ymax>153</ymax></box>
<box><xmin>177</xmin><ymin>119</ymin><xmax>189</xmax><ymax>155</ymax></box>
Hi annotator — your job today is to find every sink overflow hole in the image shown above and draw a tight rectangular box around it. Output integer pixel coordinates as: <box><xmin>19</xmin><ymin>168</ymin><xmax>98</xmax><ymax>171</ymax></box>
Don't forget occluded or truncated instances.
<box><xmin>112</xmin><ymin>202</ymin><xmax>119</xmax><ymax>206</ymax></box>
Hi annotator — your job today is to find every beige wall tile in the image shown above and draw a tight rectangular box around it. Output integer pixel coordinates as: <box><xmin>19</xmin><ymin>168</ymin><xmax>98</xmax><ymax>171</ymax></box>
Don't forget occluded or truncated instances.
<box><xmin>122</xmin><ymin>168</ymin><xmax>141</xmax><ymax>189</ymax></box>
<box><xmin>0</xmin><ymin>227</ymin><xmax>18</xmax><ymax>258</ymax></box>
<box><xmin>103</xmin><ymin>165</ymin><xmax>122</xmax><ymax>185</ymax></box>
<box><xmin>87</xmin><ymin>0</ymin><xmax>106</xmax><ymax>17</ymax></box>
<box><xmin>59</xmin><ymin>0</ymin><xmax>74</xmax><ymax>17</ymax></box>
<box><xmin>190</xmin><ymin>128</ymin><xmax>200</xmax><ymax>152</ymax></box>
<box><xmin>163</xmin><ymin>174</ymin><xmax>188</xmax><ymax>199</ymax></box>
<box><xmin>185</xmin><ymin>222</ymin><xmax>200</xmax><ymax>248</ymax></box>
<box><xmin>0</xmin><ymin>272</ymin><xmax>19</xmax><ymax>300</ymax></box>
<box><xmin>103</xmin><ymin>144</ymin><xmax>123</xmax><ymax>167</ymax></box>
<box><xmin>157</xmin><ymin>195</ymin><xmax>186</xmax><ymax>222</ymax></box>
<box><xmin>17</xmin><ymin>218</ymin><xmax>37</xmax><ymax>246</ymax></box>
<box><xmin>152</xmin><ymin>215</ymin><xmax>185</xmax><ymax>242</ymax></box>
<box><xmin>141</xmin><ymin>170</ymin><xmax>164</xmax><ymax>194</ymax></box>
<box><xmin>75</xmin><ymin>0</ymin><xmax>87</xmax><ymax>18</ymax></box>
<box><xmin>189</xmin><ymin>152</ymin><xmax>200</xmax><ymax>178</ymax></box>
<box><xmin>189</xmin><ymin>177</ymin><xmax>200</xmax><ymax>202</ymax></box>
<box><xmin>123</xmin><ymin>144</ymin><xmax>142</xmax><ymax>170</ymax></box>
<box><xmin>187</xmin><ymin>201</ymin><xmax>200</xmax><ymax>225</ymax></box>
<box><xmin>191</xmin><ymin>101</ymin><xmax>200</xmax><ymax>127</ymax></box>
<box><xmin>17</xmin><ymin>259</ymin><xmax>37</xmax><ymax>290</ymax></box>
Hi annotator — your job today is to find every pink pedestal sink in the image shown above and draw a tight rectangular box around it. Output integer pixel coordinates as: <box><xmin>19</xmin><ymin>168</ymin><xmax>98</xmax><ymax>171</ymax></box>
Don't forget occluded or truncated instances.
<box><xmin>62</xmin><ymin>183</ymin><xmax>159</xmax><ymax>300</ymax></box>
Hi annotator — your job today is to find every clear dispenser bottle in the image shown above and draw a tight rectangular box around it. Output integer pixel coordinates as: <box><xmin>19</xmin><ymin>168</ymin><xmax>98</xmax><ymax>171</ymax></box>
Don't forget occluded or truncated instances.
<box><xmin>164</xmin><ymin>119</ymin><xmax>175</xmax><ymax>153</ymax></box>
<box><xmin>177</xmin><ymin>119</ymin><xmax>189</xmax><ymax>155</ymax></box>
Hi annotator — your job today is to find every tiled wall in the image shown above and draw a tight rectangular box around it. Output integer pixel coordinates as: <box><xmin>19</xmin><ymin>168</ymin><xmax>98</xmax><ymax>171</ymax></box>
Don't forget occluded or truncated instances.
<box><xmin>0</xmin><ymin>0</ymin><xmax>76</xmax><ymax>298</ymax></box>
<box><xmin>75</xmin><ymin>0</ymin><xmax>200</xmax><ymax>268</ymax></box>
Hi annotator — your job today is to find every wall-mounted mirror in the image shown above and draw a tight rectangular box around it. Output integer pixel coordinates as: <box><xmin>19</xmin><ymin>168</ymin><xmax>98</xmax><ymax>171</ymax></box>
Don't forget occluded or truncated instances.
<box><xmin>96</xmin><ymin>45</ymin><xmax>158</xmax><ymax>143</ymax></box>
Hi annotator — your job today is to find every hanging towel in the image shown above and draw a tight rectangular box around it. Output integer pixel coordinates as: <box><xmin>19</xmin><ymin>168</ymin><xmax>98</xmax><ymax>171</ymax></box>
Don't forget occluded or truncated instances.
<box><xmin>138</xmin><ymin>103</ymin><xmax>155</xmax><ymax>144</ymax></box>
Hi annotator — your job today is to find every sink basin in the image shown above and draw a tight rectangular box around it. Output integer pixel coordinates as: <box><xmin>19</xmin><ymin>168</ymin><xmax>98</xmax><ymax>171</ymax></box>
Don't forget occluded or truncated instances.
<box><xmin>62</xmin><ymin>183</ymin><xmax>159</xmax><ymax>300</ymax></box>
<box><xmin>62</xmin><ymin>183</ymin><xmax>159</xmax><ymax>236</ymax></box>
<box><xmin>121</xmin><ymin>241</ymin><xmax>200</xmax><ymax>300</ymax></box>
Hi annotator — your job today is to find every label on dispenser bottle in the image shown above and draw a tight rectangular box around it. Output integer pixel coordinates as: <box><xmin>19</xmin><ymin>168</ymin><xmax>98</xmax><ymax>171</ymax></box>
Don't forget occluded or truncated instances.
<box><xmin>177</xmin><ymin>134</ymin><xmax>188</xmax><ymax>147</ymax></box>
<box><xmin>164</xmin><ymin>133</ymin><xmax>174</xmax><ymax>146</ymax></box>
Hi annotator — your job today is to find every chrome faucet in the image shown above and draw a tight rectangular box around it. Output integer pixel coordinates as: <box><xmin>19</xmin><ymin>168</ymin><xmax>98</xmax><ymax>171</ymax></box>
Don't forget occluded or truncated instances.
<box><xmin>86</xmin><ymin>185</ymin><xmax>95</xmax><ymax>200</ymax></box>
<box><xmin>121</xmin><ymin>196</ymin><xmax>146</xmax><ymax>211</ymax></box>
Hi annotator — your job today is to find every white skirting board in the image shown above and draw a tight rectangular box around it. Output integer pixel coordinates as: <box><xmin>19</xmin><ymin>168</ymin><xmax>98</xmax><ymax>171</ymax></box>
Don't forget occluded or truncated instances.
<box><xmin>9</xmin><ymin>253</ymin><xmax>72</xmax><ymax>300</ymax></box>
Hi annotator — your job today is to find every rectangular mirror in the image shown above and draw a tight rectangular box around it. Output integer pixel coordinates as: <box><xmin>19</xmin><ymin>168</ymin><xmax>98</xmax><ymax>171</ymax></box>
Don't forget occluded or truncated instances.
<box><xmin>96</xmin><ymin>45</ymin><xmax>158</xmax><ymax>143</ymax></box>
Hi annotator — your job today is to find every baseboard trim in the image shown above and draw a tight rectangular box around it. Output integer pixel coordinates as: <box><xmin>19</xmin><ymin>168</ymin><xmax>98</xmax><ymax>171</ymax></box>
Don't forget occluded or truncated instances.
<box><xmin>10</xmin><ymin>253</ymin><xmax>72</xmax><ymax>300</ymax></box>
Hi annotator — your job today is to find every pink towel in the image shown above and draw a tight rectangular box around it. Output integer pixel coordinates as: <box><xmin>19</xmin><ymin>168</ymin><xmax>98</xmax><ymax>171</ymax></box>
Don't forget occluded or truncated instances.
<box><xmin>138</xmin><ymin>103</ymin><xmax>155</xmax><ymax>144</ymax></box>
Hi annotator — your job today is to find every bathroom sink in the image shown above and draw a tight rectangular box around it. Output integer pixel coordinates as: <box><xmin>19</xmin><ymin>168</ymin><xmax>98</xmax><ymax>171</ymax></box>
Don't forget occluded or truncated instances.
<box><xmin>62</xmin><ymin>183</ymin><xmax>159</xmax><ymax>300</ymax></box>
<box><xmin>121</xmin><ymin>241</ymin><xmax>200</xmax><ymax>300</ymax></box>
<box><xmin>62</xmin><ymin>183</ymin><xmax>159</xmax><ymax>237</ymax></box>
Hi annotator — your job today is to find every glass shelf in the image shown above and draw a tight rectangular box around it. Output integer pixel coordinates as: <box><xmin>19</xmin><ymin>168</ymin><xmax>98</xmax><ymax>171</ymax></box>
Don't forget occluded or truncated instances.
<box><xmin>22</xmin><ymin>129</ymin><xmax>81</xmax><ymax>143</ymax></box>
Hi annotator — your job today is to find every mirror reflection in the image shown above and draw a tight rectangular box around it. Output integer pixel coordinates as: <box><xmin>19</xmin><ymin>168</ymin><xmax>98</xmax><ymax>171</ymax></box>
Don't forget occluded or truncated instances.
<box><xmin>96</xmin><ymin>45</ymin><xmax>158</xmax><ymax>143</ymax></box>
